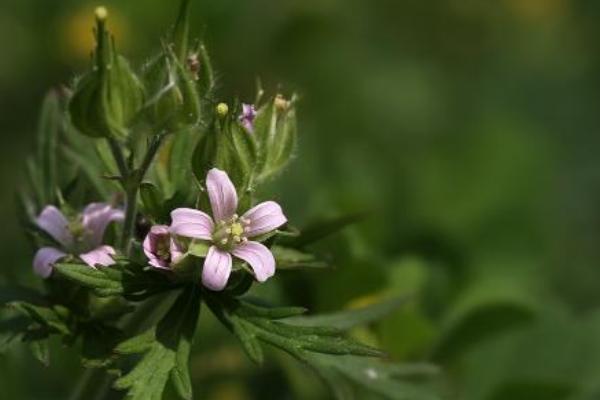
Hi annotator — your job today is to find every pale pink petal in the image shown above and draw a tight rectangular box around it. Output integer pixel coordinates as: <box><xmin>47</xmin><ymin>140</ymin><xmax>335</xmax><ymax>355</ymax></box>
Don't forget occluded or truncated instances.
<box><xmin>33</xmin><ymin>247</ymin><xmax>66</xmax><ymax>278</ymax></box>
<box><xmin>202</xmin><ymin>246</ymin><xmax>232</xmax><ymax>291</ymax></box>
<box><xmin>242</xmin><ymin>201</ymin><xmax>287</xmax><ymax>238</ymax></box>
<box><xmin>143</xmin><ymin>225</ymin><xmax>170</xmax><ymax>269</ymax></box>
<box><xmin>81</xmin><ymin>203</ymin><xmax>124</xmax><ymax>248</ymax></box>
<box><xmin>232</xmin><ymin>241</ymin><xmax>275</xmax><ymax>283</ymax></box>
<box><xmin>36</xmin><ymin>206</ymin><xmax>73</xmax><ymax>247</ymax></box>
<box><xmin>206</xmin><ymin>168</ymin><xmax>238</xmax><ymax>222</ymax></box>
<box><xmin>79</xmin><ymin>245</ymin><xmax>117</xmax><ymax>268</ymax></box>
<box><xmin>170</xmin><ymin>208</ymin><xmax>214</xmax><ymax>240</ymax></box>
<box><xmin>143</xmin><ymin>225</ymin><xmax>185</xmax><ymax>270</ymax></box>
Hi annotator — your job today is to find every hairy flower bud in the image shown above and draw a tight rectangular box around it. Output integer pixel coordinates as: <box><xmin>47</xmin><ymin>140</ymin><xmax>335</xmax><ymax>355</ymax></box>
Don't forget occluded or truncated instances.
<box><xmin>69</xmin><ymin>7</ymin><xmax>144</xmax><ymax>140</ymax></box>
<box><xmin>252</xmin><ymin>94</ymin><xmax>298</xmax><ymax>182</ymax></box>
<box><xmin>216</xmin><ymin>102</ymin><xmax>229</xmax><ymax>117</ymax></box>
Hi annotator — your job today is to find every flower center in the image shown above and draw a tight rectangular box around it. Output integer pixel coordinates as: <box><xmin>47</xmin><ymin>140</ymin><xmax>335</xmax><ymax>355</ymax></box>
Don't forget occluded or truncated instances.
<box><xmin>155</xmin><ymin>237</ymin><xmax>171</xmax><ymax>261</ymax></box>
<box><xmin>68</xmin><ymin>218</ymin><xmax>95</xmax><ymax>253</ymax></box>
<box><xmin>212</xmin><ymin>214</ymin><xmax>250</xmax><ymax>251</ymax></box>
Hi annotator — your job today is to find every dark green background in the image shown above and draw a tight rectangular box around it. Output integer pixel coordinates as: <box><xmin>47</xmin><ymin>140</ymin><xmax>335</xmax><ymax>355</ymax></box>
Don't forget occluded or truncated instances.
<box><xmin>2</xmin><ymin>0</ymin><xmax>600</xmax><ymax>399</ymax></box>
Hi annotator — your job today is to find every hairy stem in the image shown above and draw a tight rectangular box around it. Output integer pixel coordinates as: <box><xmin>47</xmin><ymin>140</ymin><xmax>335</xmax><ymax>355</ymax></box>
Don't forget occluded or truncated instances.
<box><xmin>118</xmin><ymin>133</ymin><xmax>167</xmax><ymax>255</ymax></box>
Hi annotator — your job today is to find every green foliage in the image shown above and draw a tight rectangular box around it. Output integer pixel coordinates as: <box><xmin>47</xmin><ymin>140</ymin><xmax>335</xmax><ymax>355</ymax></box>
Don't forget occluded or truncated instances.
<box><xmin>54</xmin><ymin>262</ymin><xmax>179</xmax><ymax>300</ymax></box>
<box><xmin>113</xmin><ymin>287</ymin><xmax>201</xmax><ymax>400</ymax></box>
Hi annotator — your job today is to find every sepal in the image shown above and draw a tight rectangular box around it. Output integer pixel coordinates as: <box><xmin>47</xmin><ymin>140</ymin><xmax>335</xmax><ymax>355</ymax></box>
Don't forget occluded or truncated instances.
<box><xmin>69</xmin><ymin>8</ymin><xmax>144</xmax><ymax>140</ymax></box>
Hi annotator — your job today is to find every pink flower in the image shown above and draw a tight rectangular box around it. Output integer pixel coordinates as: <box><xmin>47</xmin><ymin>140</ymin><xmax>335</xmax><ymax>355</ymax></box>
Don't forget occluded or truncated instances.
<box><xmin>239</xmin><ymin>103</ymin><xmax>257</xmax><ymax>133</ymax></box>
<box><xmin>33</xmin><ymin>203</ymin><xmax>124</xmax><ymax>278</ymax></box>
<box><xmin>143</xmin><ymin>225</ymin><xmax>185</xmax><ymax>270</ymax></box>
<box><xmin>170</xmin><ymin>168</ymin><xmax>287</xmax><ymax>291</ymax></box>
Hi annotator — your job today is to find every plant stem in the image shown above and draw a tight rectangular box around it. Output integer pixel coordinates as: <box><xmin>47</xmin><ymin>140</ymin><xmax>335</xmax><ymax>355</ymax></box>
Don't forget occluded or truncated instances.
<box><xmin>107</xmin><ymin>138</ymin><xmax>128</xmax><ymax>178</ymax></box>
<box><xmin>118</xmin><ymin>133</ymin><xmax>167</xmax><ymax>255</ymax></box>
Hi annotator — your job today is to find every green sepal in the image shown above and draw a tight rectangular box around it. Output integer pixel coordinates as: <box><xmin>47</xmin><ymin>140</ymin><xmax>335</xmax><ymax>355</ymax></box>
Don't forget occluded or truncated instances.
<box><xmin>69</xmin><ymin>11</ymin><xmax>144</xmax><ymax>140</ymax></box>
<box><xmin>252</xmin><ymin>94</ymin><xmax>298</xmax><ymax>183</ymax></box>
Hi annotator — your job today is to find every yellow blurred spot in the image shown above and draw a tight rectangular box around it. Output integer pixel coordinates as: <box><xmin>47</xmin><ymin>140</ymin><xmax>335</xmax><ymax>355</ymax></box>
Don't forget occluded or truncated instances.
<box><xmin>216</xmin><ymin>102</ymin><xmax>229</xmax><ymax>117</ymax></box>
<box><xmin>94</xmin><ymin>6</ymin><xmax>108</xmax><ymax>21</ymax></box>
<box><xmin>504</xmin><ymin>0</ymin><xmax>569</xmax><ymax>22</ymax></box>
<box><xmin>59</xmin><ymin>5</ymin><xmax>127</xmax><ymax>62</ymax></box>
<box><xmin>209</xmin><ymin>383</ymin><xmax>247</xmax><ymax>400</ymax></box>
<box><xmin>346</xmin><ymin>293</ymin><xmax>385</xmax><ymax>310</ymax></box>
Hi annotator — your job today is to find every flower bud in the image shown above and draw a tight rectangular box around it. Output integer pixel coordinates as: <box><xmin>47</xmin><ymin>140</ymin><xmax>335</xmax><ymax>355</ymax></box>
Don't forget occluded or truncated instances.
<box><xmin>69</xmin><ymin>8</ymin><xmax>144</xmax><ymax>140</ymax></box>
<box><xmin>252</xmin><ymin>94</ymin><xmax>298</xmax><ymax>182</ymax></box>
<box><xmin>216</xmin><ymin>102</ymin><xmax>229</xmax><ymax>117</ymax></box>
<box><xmin>143</xmin><ymin>47</ymin><xmax>201</xmax><ymax>131</ymax></box>
<box><xmin>274</xmin><ymin>94</ymin><xmax>290</xmax><ymax>111</ymax></box>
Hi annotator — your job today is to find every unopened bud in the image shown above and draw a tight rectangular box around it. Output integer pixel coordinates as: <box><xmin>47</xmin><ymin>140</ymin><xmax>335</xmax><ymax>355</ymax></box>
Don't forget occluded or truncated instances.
<box><xmin>216</xmin><ymin>102</ymin><xmax>229</xmax><ymax>117</ymax></box>
<box><xmin>95</xmin><ymin>6</ymin><xmax>108</xmax><ymax>21</ymax></box>
<box><xmin>186</xmin><ymin>53</ymin><xmax>200</xmax><ymax>80</ymax></box>
<box><xmin>274</xmin><ymin>94</ymin><xmax>290</xmax><ymax>111</ymax></box>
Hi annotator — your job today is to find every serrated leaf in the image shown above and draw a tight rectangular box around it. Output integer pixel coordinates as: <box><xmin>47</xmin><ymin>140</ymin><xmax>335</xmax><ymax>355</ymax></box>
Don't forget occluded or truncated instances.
<box><xmin>0</xmin><ymin>316</ymin><xmax>29</xmax><ymax>353</ymax></box>
<box><xmin>286</xmin><ymin>296</ymin><xmax>408</xmax><ymax>330</ymax></box>
<box><xmin>205</xmin><ymin>294</ymin><xmax>383</xmax><ymax>367</ymax></box>
<box><xmin>29</xmin><ymin>339</ymin><xmax>50</xmax><ymax>366</ymax></box>
<box><xmin>8</xmin><ymin>302</ymin><xmax>69</xmax><ymax>335</ymax></box>
<box><xmin>113</xmin><ymin>287</ymin><xmax>201</xmax><ymax>400</ymax></box>
<box><xmin>54</xmin><ymin>262</ymin><xmax>178</xmax><ymax>300</ymax></box>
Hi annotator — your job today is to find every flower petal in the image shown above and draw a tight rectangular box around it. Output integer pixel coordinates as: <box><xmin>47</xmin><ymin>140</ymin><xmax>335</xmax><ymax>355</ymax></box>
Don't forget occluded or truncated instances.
<box><xmin>33</xmin><ymin>247</ymin><xmax>66</xmax><ymax>278</ymax></box>
<box><xmin>202</xmin><ymin>246</ymin><xmax>232</xmax><ymax>291</ymax></box>
<box><xmin>242</xmin><ymin>201</ymin><xmax>287</xmax><ymax>238</ymax></box>
<box><xmin>232</xmin><ymin>241</ymin><xmax>275</xmax><ymax>283</ymax></box>
<box><xmin>80</xmin><ymin>245</ymin><xmax>117</xmax><ymax>268</ymax></box>
<box><xmin>170</xmin><ymin>208</ymin><xmax>214</xmax><ymax>240</ymax></box>
<box><xmin>81</xmin><ymin>203</ymin><xmax>124</xmax><ymax>248</ymax></box>
<box><xmin>36</xmin><ymin>206</ymin><xmax>73</xmax><ymax>247</ymax></box>
<box><xmin>143</xmin><ymin>225</ymin><xmax>170</xmax><ymax>269</ymax></box>
<box><xmin>206</xmin><ymin>168</ymin><xmax>238</xmax><ymax>222</ymax></box>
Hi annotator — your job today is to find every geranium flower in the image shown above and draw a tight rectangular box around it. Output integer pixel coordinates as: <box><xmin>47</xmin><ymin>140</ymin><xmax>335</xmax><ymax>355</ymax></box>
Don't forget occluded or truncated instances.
<box><xmin>170</xmin><ymin>168</ymin><xmax>287</xmax><ymax>290</ymax></box>
<box><xmin>33</xmin><ymin>203</ymin><xmax>124</xmax><ymax>278</ymax></box>
<box><xmin>239</xmin><ymin>103</ymin><xmax>257</xmax><ymax>132</ymax></box>
<box><xmin>143</xmin><ymin>225</ymin><xmax>185</xmax><ymax>269</ymax></box>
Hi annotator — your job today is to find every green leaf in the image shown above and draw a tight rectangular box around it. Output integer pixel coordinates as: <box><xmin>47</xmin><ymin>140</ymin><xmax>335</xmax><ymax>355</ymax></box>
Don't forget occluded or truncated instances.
<box><xmin>430</xmin><ymin>276</ymin><xmax>538</xmax><ymax>362</ymax></box>
<box><xmin>282</xmin><ymin>212</ymin><xmax>367</xmax><ymax>248</ymax></box>
<box><xmin>29</xmin><ymin>339</ymin><xmax>50</xmax><ymax>366</ymax></box>
<box><xmin>205</xmin><ymin>294</ymin><xmax>383</xmax><ymax>367</ymax></box>
<box><xmin>7</xmin><ymin>302</ymin><xmax>70</xmax><ymax>335</ymax></box>
<box><xmin>36</xmin><ymin>91</ymin><xmax>60</xmax><ymax>205</ymax></box>
<box><xmin>54</xmin><ymin>262</ymin><xmax>178</xmax><ymax>300</ymax></box>
<box><xmin>306</xmin><ymin>353</ymin><xmax>440</xmax><ymax>400</ymax></box>
<box><xmin>271</xmin><ymin>245</ymin><xmax>329</xmax><ymax>270</ymax></box>
<box><xmin>286</xmin><ymin>296</ymin><xmax>408</xmax><ymax>330</ymax></box>
<box><xmin>81</xmin><ymin>323</ymin><xmax>123</xmax><ymax>368</ymax></box>
<box><xmin>113</xmin><ymin>287</ymin><xmax>201</xmax><ymax>400</ymax></box>
<box><xmin>0</xmin><ymin>316</ymin><xmax>29</xmax><ymax>353</ymax></box>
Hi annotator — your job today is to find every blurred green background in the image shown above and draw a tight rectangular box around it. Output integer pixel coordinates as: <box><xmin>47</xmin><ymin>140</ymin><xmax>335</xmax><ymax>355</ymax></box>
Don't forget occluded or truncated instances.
<box><xmin>2</xmin><ymin>0</ymin><xmax>600</xmax><ymax>399</ymax></box>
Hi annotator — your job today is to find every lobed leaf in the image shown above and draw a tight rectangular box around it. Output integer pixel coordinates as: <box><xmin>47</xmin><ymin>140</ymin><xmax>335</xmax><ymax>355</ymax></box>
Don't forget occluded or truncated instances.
<box><xmin>113</xmin><ymin>287</ymin><xmax>201</xmax><ymax>400</ymax></box>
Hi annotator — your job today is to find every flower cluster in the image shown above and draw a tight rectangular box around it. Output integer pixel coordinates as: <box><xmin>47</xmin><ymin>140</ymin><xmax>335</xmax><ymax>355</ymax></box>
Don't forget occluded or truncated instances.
<box><xmin>34</xmin><ymin>168</ymin><xmax>286</xmax><ymax>292</ymax></box>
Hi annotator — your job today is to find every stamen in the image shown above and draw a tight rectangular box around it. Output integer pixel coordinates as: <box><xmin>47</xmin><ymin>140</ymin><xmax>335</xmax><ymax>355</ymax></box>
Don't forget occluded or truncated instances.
<box><xmin>221</xmin><ymin>238</ymin><xmax>228</xmax><ymax>245</ymax></box>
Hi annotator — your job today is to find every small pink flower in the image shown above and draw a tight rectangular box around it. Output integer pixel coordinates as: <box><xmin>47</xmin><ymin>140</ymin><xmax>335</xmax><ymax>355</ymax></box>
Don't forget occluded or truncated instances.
<box><xmin>33</xmin><ymin>203</ymin><xmax>124</xmax><ymax>278</ymax></box>
<box><xmin>143</xmin><ymin>225</ymin><xmax>185</xmax><ymax>270</ymax></box>
<box><xmin>170</xmin><ymin>168</ymin><xmax>287</xmax><ymax>291</ymax></box>
<box><xmin>239</xmin><ymin>103</ymin><xmax>257</xmax><ymax>133</ymax></box>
